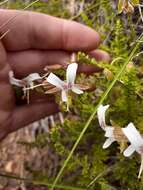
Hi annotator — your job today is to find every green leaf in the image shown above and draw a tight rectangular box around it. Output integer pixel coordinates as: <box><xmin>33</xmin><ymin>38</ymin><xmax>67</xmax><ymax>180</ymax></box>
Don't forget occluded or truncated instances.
<box><xmin>81</xmin><ymin>12</ymin><xmax>93</xmax><ymax>27</ymax></box>
<box><xmin>131</xmin><ymin>0</ymin><xmax>139</xmax><ymax>5</ymax></box>
<box><xmin>118</xmin><ymin>0</ymin><xmax>124</xmax><ymax>13</ymax></box>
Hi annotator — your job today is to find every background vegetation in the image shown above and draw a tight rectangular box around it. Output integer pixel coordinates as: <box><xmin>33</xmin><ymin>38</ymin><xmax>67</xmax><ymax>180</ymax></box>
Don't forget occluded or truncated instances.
<box><xmin>1</xmin><ymin>0</ymin><xmax>143</xmax><ymax>190</ymax></box>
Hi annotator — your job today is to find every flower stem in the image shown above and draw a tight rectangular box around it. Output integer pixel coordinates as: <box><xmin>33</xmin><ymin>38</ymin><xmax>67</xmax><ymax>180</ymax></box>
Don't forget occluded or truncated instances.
<box><xmin>138</xmin><ymin>155</ymin><xmax>143</xmax><ymax>178</ymax></box>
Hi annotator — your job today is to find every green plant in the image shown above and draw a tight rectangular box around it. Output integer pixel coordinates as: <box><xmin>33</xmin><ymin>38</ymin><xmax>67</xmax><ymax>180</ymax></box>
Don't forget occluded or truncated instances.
<box><xmin>2</xmin><ymin>1</ymin><xmax>143</xmax><ymax>190</ymax></box>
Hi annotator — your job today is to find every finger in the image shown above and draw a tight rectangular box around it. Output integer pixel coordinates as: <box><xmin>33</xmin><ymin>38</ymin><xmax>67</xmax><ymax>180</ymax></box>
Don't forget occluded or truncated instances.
<box><xmin>89</xmin><ymin>49</ymin><xmax>111</xmax><ymax>62</ymax></box>
<box><xmin>0</xmin><ymin>41</ymin><xmax>15</xmax><ymax>140</ymax></box>
<box><xmin>8</xmin><ymin>49</ymin><xmax>109</xmax><ymax>77</ymax></box>
<box><xmin>0</xmin><ymin>10</ymin><xmax>101</xmax><ymax>51</ymax></box>
<box><xmin>8</xmin><ymin>50</ymin><xmax>70</xmax><ymax>77</ymax></box>
<box><xmin>0</xmin><ymin>41</ymin><xmax>15</xmax><ymax>112</ymax></box>
<box><xmin>77</xmin><ymin>64</ymin><xmax>102</xmax><ymax>75</ymax></box>
<box><xmin>10</xmin><ymin>102</ymin><xmax>59</xmax><ymax>133</ymax></box>
<box><xmin>29</xmin><ymin>91</ymin><xmax>56</xmax><ymax>104</ymax></box>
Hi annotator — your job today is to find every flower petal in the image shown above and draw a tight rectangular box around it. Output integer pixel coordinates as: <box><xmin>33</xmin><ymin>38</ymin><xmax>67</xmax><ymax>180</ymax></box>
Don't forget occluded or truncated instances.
<box><xmin>61</xmin><ymin>90</ymin><xmax>68</xmax><ymax>102</ymax></box>
<box><xmin>123</xmin><ymin>145</ymin><xmax>136</xmax><ymax>157</ymax></box>
<box><xmin>103</xmin><ymin>138</ymin><xmax>115</xmax><ymax>149</ymax></box>
<box><xmin>104</xmin><ymin>127</ymin><xmax>114</xmax><ymax>137</ymax></box>
<box><xmin>24</xmin><ymin>73</ymin><xmax>41</xmax><ymax>83</ymax></box>
<box><xmin>122</xmin><ymin>123</ymin><xmax>143</xmax><ymax>153</ymax></box>
<box><xmin>24</xmin><ymin>73</ymin><xmax>41</xmax><ymax>87</ymax></box>
<box><xmin>72</xmin><ymin>86</ymin><xmax>83</xmax><ymax>94</ymax></box>
<box><xmin>97</xmin><ymin>104</ymin><xmax>110</xmax><ymax>130</ymax></box>
<box><xmin>47</xmin><ymin>73</ymin><xmax>65</xmax><ymax>89</ymax></box>
<box><xmin>9</xmin><ymin>71</ymin><xmax>23</xmax><ymax>87</ymax></box>
<box><xmin>66</xmin><ymin>63</ymin><xmax>78</xmax><ymax>85</ymax></box>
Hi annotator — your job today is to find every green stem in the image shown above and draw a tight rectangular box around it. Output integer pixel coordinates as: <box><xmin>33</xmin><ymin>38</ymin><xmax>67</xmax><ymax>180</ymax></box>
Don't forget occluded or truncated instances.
<box><xmin>87</xmin><ymin>166</ymin><xmax>113</xmax><ymax>188</ymax></box>
<box><xmin>34</xmin><ymin>180</ymin><xmax>85</xmax><ymax>190</ymax></box>
<box><xmin>50</xmin><ymin>34</ymin><xmax>143</xmax><ymax>190</ymax></box>
<box><xmin>71</xmin><ymin>3</ymin><xmax>100</xmax><ymax>20</ymax></box>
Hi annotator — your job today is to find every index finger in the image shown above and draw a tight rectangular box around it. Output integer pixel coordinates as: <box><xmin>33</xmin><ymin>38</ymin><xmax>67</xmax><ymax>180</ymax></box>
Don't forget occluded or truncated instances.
<box><xmin>0</xmin><ymin>9</ymin><xmax>101</xmax><ymax>51</ymax></box>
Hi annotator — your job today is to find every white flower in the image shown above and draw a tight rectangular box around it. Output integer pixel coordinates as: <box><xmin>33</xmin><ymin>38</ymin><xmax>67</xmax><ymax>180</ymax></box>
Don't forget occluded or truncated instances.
<box><xmin>122</xmin><ymin>123</ymin><xmax>143</xmax><ymax>178</ymax></box>
<box><xmin>46</xmin><ymin>63</ymin><xmax>83</xmax><ymax>102</ymax></box>
<box><xmin>9</xmin><ymin>71</ymin><xmax>42</xmax><ymax>88</ymax></box>
<box><xmin>23</xmin><ymin>73</ymin><xmax>42</xmax><ymax>88</ymax></box>
<box><xmin>9</xmin><ymin>71</ymin><xmax>24</xmax><ymax>87</ymax></box>
<box><xmin>9</xmin><ymin>71</ymin><xmax>42</xmax><ymax>104</ymax></box>
<box><xmin>97</xmin><ymin>105</ymin><xmax>128</xmax><ymax>150</ymax></box>
<box><xmin>122</xmin><ymin>123</ymin><xmax>143</xmax><ymax>156</ymax></box>
<box><xmin>97</xmin><ymin>105</ymin><xmax>116</xmax><ymax>149</ymax></box>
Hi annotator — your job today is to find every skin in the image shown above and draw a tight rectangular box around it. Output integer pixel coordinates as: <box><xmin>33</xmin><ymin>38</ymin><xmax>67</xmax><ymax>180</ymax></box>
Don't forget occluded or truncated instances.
<box><xmin>0</xmin><ymin>9</ymin><xmax>110</xmax><ymax>140</ymax></box>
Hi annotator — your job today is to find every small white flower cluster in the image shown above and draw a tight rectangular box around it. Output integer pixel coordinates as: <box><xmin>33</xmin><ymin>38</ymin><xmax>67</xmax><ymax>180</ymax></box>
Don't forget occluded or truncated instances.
<box><xmin>9</xmin><ymin>56</ymin><xmax>85</xmax><ymax>110</ymax></box>
<box><xmin>9</xmin><ymin>71</ymin><xmax>42</xmax><ymax>89</ymax></box>
<box><xmin>9</xmin><ymin>71</ymin><xmax>43</xmax><ymax>103</ymax></box>
<box><xmin>97</xmin><ymin>104</ymin><xmax>143</xmax><ymax>178</ymax></box>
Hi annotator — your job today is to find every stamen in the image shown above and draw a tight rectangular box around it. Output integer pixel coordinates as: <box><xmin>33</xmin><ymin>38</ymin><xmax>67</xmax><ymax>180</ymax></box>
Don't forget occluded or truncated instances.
<box><xmin>24</xmin><ymin>83</ymin><xmax>47</xmax><ymax>90</ymax></box>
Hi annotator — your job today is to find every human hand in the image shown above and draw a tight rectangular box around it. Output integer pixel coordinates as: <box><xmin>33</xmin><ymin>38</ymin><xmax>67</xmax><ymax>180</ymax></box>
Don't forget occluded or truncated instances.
<box><xmin>0</xmin><ymin>9</ymin><xmax>110</xmax><ymax>139</ymax></box>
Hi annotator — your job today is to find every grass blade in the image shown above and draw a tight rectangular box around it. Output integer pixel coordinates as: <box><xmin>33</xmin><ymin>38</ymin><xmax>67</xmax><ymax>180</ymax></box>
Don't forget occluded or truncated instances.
<box><xmin>0</xmin><ymin>0</ymin><xmax>9</xmax><ymax>6</ymax></box>
<box><xmin>0</xmin><ymin>172</ymin><xmax>85</xmax><ymax>190</ymax></box>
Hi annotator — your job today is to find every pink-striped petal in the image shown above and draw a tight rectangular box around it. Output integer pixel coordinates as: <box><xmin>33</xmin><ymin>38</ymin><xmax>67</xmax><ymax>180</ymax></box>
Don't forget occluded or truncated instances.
<box><xmin>103</xmin><ymin>138</ymin><xmax>115</xmax><ymax>149</ymax></box>
<box><xmin>122</xmin><ymin>123</ymin><xmax>143</xmax><ymax>154</ymax></box>
<box><xmin>97</xmin><ymin>105</ymin><xmax>110</xmax><ymax>130</ymax></box>
<box><xmin>66</xmin><ymin>63</ymin><xmax>78</xmax><ymax>85</ymax></box>
<box><xmin>47</xmin><ymin>73</ymin><xmax>65</xmax><ymax>89</ymax></box>
<box><xmin>61</xmin><ymin>90</ymin><xmax>68</xmax><ymax>102</ymax></box>
<box><xmin>123</xmin><ymin>145</ymin><xmax>136</xmax><ymax>157</ymax></box>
